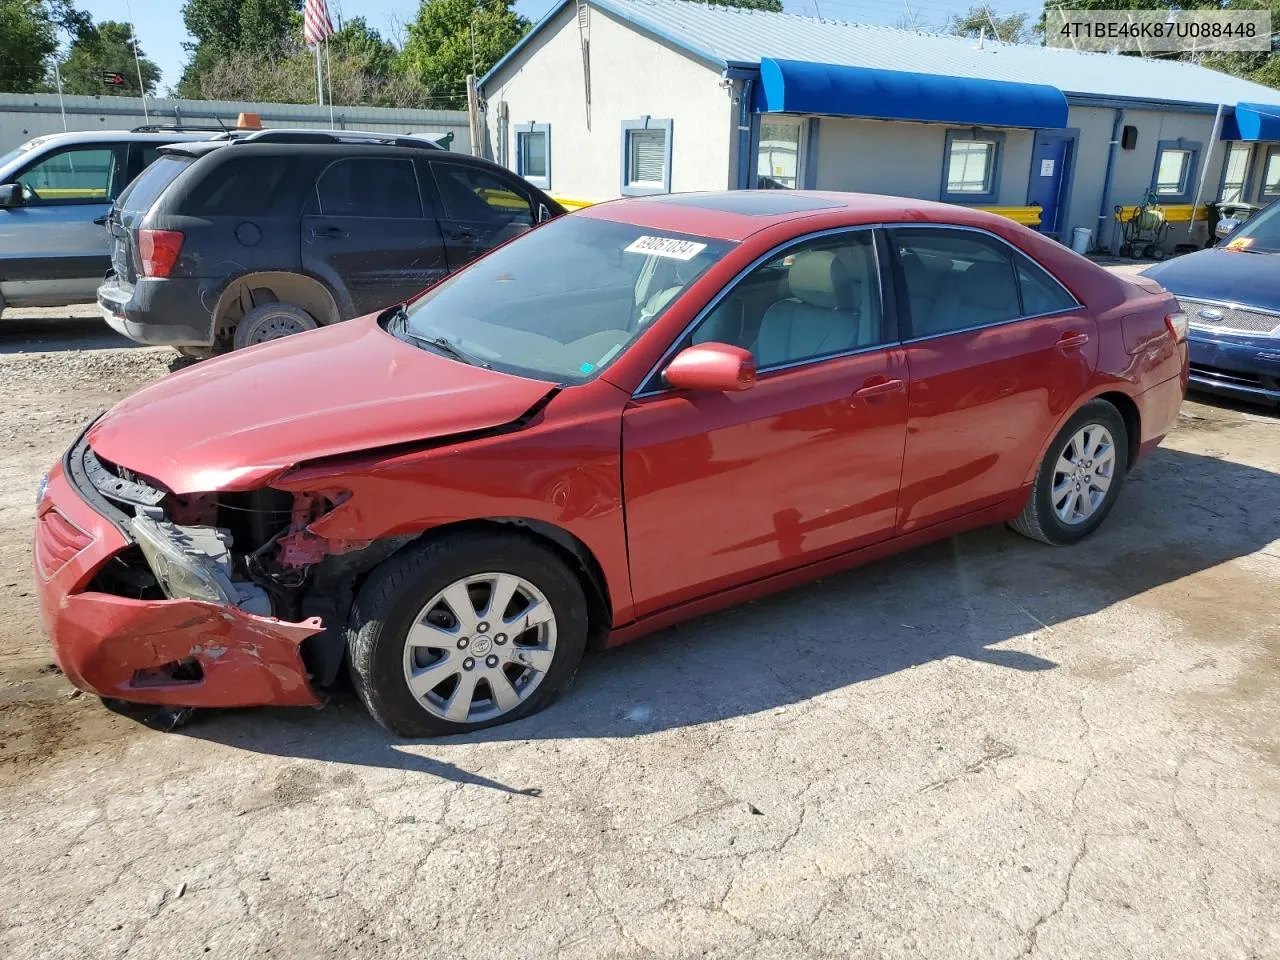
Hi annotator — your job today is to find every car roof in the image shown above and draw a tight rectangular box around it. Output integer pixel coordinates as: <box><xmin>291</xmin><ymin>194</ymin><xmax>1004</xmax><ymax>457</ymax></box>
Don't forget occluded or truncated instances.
<box><xmin>13</xmin><ymin>130</ymin><xmax>213</xmax><ymax>151</ymax></box>
<box><xmin>579</xmin><ymin>190</ymin><xmax>1013</xmax><ymax>242</ymax></box>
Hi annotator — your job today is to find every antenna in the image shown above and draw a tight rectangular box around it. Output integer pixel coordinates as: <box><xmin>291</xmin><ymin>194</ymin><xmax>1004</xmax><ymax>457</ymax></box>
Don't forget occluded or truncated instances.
<box><xmin>124</xmin><ymin>0</ymin><xmax>149</xmax><ymax>122</ymax></box>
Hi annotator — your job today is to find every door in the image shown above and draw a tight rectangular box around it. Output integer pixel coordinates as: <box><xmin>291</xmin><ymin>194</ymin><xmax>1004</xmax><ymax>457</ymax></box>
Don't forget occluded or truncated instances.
<box><xmin>622</xmin><ymin>229</ymin><xmax>909</xmax><ymax>617</ymax></box>
<box><xmin>889</xmin><ymin>226</ymin><xmax>1096</xmax><ymax>533</ymax></box>
<box><xmin>0</xmin><ymin>143</ymin><xmax>127</xmax><ymax>305</ymax></box>
<box><xmin>426</xmin><ymin>158</ymin><xmax>538</xmax><ymax>268</ymax></box>
<box><xmin>301</xmin><ymin>156</ymin><xmax>449</xmax><ymax>316</ymax></box>
<box><xmin>1027</xmin><ymin>132</ymin><xmax>1075</xmax><ymax>237</ymax></box>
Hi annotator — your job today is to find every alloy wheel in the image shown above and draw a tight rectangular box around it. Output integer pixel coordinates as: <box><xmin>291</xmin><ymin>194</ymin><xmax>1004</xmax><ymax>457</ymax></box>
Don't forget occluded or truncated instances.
<box><xmin>1051</xmin><ymin>423</ymin><xmax>1116</xmax><ymax>525</ymax></box>
<box><xmin>401</xmin><ymin>572</ymin><xmax>558</xmax><ymax>723</ymax></box>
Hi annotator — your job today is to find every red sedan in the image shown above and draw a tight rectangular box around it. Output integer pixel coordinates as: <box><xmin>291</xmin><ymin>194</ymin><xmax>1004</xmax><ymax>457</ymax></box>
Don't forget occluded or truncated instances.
<box><xmin>34</xmin><ymin>192</ymin><xmax>1188</xmax><ymax>736</ymax></box>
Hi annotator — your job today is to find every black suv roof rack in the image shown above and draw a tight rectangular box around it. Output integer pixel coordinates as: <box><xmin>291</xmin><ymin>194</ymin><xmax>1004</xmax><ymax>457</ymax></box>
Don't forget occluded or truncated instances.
<box><xmin>230</xmin><ymin>128</ymin><xmax>448</xmax><ymax>150</ymax></box>
<box><xmin>132</xmin><ymin>123</ymin><xmax>231</xmax><ymax>134</ymax></box>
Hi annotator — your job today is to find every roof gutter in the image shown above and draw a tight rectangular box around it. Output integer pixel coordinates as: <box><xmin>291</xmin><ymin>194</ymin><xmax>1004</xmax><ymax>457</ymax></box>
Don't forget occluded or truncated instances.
<box><xmin>1065</xmin><ymin>92</ymin><xmax>1221</xmax><ymax>115</ymax></box>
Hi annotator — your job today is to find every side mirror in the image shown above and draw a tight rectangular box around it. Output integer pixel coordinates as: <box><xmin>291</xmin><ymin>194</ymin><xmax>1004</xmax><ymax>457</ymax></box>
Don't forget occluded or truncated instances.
<box><xmin>663</xmin><ymin>342</ymin><xmax>756</xmax><ymax>392</ymax></box>
<box><xmin>0</xmin><ymin>183</ymin><xmax>22</xmax><ymax>209</ymax></box>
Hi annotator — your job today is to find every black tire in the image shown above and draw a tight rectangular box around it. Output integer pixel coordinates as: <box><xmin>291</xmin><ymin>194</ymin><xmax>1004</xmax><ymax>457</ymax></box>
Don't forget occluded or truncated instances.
<box><xmin>347</xmin><ymin>531</ymin><xmax>589</xmax><ymax>738</ymax></box>
<box><xmin>232</xmin><ymin>302</ymin><xmax>318</xmax><ymax>350</ymax></box>
<box><xmin>1009</xmin><ymin>399</ymin><xmax>1129</xmax><ymax>546</ymax></box>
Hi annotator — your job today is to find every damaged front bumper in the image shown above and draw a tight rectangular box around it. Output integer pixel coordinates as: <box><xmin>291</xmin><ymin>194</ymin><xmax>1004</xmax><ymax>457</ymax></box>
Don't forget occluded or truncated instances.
<box><xmin>34</xmin><ymin>434</ymin><xmax>324</xmax><ymax>708</ymax></box>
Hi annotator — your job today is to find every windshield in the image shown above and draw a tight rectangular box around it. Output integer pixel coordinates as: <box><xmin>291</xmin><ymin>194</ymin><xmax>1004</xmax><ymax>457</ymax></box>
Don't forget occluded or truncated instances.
<box><xmin>0</xmin><ymin>140</ymin><xmax>39</xmax><ymax>175</ymax></box>
<box><xmin>118</xmin><ymin>155</ymin><xmax>193</xmax><ymax>216</ymax></box>
<box><xmin>400</xmin><ymin>215</ymin><xmax>734</xmax><ymax>382</ymax></box>
<box><xmin>1223</xmin><ymin>199</ymin><xmax>1280</xmax><ymax>253</ymax></box>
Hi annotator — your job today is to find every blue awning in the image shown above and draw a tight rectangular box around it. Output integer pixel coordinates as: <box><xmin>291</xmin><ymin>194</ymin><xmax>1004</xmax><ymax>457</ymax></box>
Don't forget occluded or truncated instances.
<box><xmin>1221</xmin><ymin>102</ymin><xmax>1280</xmax><ymax>141</ymax></box>
<box><xmin>754</xmin><ymin>58</ymin><xmax>1069</xmax><ymax>130</ymax></box>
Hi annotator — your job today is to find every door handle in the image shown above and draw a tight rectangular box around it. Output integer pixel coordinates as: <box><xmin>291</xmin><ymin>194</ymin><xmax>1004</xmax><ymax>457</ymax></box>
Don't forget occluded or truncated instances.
<box><xmin>313</xmin><ymin>226</ymin><xmax>348</xmax><ymax>240</ymax></box>
<box><xmin>1056</xmin><ymin>332</ymin><xmax>1090</xmax><ymax>351</ymax></box>
<box><xmin>853</xmin><ymin>377</ymin><xmax>905</xmax><ymax>400</ymax></box>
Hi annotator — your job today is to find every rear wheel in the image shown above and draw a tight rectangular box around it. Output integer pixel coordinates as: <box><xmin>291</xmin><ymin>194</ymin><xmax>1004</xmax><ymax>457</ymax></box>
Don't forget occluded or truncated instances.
<box><xmin>347</xmin><ymin>532</ymin><xmax>589</xmax><ymax>738</ymax></box>
<box><xmin>1010</xmin><ymin>399</ymin><xmax>1129</xmax><ymax>546</ymax></box>
<box><xmin>232</xmin><ymin>302</ymin><xmax>318</xmax><ymax>350</ymax></box>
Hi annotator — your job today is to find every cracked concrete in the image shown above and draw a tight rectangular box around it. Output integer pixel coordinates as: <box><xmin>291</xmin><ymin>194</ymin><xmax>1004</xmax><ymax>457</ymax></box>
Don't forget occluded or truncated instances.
<box><xmin>1</xmin><ymin>312</ymin><xmax>1278</xmax><ymax>959</ymax></box>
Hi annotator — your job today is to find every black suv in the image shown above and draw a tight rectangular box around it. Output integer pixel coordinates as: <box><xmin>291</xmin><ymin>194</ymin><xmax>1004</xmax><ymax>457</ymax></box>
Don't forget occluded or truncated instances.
<box><xmin>98</xmin><ymin>130</ymin><xmax>564</xmax><ymax>354</ymax></box>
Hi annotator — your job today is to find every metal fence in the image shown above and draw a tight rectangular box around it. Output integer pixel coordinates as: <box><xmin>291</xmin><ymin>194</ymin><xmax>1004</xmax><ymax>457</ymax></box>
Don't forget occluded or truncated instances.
<box><xmin>0</xmin><ymin>92</ymin><xmax>470</xmax><ymax>154</ymax></box>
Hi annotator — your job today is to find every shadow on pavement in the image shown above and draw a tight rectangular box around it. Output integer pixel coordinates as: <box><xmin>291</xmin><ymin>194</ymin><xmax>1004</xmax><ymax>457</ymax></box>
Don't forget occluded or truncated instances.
<box><xmin>181</xmin><ymin>445</ymin><xmax>1279</xmax><ymax>789</ymax></box>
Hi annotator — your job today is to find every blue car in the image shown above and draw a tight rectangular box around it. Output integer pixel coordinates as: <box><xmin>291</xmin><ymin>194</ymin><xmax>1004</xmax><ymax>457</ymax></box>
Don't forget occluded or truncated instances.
<box><xmin>1143</xmin><ymin>203</ymin><xmax>1280</xmax><ymax>405</ymax></box>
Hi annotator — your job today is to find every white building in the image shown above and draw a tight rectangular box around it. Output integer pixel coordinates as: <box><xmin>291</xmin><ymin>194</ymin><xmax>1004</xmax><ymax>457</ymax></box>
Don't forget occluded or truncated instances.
<box><xmin>478</xmin><ymin>0</ymin><xmax>1280</xmax><ymax>252</ymax></box>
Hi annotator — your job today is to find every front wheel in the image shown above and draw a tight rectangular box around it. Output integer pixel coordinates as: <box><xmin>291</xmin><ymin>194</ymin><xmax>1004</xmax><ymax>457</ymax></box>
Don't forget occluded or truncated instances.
<box><xmin>1010</xmin><ymin>399</ymin><xmax>1129</xmax><ymax>546</ymax></box>
<box><xmin>347</xmin><ymin>532</ymin><xmax>589</xmax><ymax>737</ymax></box>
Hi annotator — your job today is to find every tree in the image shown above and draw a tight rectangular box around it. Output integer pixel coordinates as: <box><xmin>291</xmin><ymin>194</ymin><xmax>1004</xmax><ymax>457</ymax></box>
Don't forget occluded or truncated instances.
<box><xmin>949</xmin><ymin>4</ymin><xmax>1031</xmax><ymax>43</ymax></box>
<box><xmin>401</xmin><ymin>0</ymin><xmax>530</xmax><ymax>108</ymax></box>
<box><xmin>330</xmin><ymin>17</ymin><xmax>398</xmax><ymax>80</ymax></box>
<box><xmin>0</xmin><ymin>0</ymin><xmax>60</xmax><ymax>93</ymax></box>
<box><xmin>178</xmin><ymin>0</ymin><xmax>300</xmax><ymax>97</ymax></box>
<box><xmin>56</xmin><ymin>21</ymin><xmax>159</xmax><ymax>96</ymax></box>
<box><xmin>195</xmin><ymin>45</ymin><xmax>434</xmax><ymax>107</ymax></box>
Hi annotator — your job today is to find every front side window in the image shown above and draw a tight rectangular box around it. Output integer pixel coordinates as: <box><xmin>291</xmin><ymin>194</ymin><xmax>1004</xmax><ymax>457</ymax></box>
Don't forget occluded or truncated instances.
<box><xmin>399</xmin><ymin>215</ymin><xmax>733</xmax><ymax>383</ymax></box>
<box><xmin>1221</xmin><ymin>143</ymin><xmax>1252</xmax><ymax>203</ymax></box>
<box><xmin>890</xmin><ymin>228</ymin><xmax>1022</xmax><ymax>338</ymax></box>
<box><xmin>621</xmin><ymin>118</ymin><xmax>672</xmax><ymax>196</ymax></box>
<box><xmin>15</xmin><ymin>146</ymin><xmax>123</xmax><ymax>205</ymax></box>
<box><xmin>942</xmin><ymin>130</ymin><xmax>1003</xmax><ymax>204</ymax></box>
<box><xmin>315</xmin><ymin>158</ymin><xmax>422</xmax><ymax>218</ymax></box>
<box><xmin>1262</xmin><ymin>147</ymin><xmax>1280</xmax><ymax>199</ymax></box>
<box><xmin>515</xmin><ymin>123</ymin><xmax>550</xmax><ymax>188</ymax></box>
<box><xmin>687</xmin><ymin>231</ymin><xmax>882</xmax><ymax>370</ymax></box>
<box><xmin>1152</xmin><ymin>139</ymin><xmax>1200</xmax><ymax>202</ymax></box>
<box><xmin>432</xmin><ymin>161</ymin><xmax>534</xmax><ymax>226</ymax></box>
<box><xmin>757</xmin><ymin>118</ymin><xmax>805</xmax><ymax>190</ymax></box>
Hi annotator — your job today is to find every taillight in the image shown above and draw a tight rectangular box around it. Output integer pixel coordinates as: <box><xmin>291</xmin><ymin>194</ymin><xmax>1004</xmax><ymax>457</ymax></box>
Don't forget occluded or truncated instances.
<box><xmin>1165</xmin><ymin>311</ymin><xmax>1188</xmax><ymax>343</ymax></box>
<box><xmin>138</xmin><ymin>229</ymin><xmax>184</xmax><ymax>278</ymax></box>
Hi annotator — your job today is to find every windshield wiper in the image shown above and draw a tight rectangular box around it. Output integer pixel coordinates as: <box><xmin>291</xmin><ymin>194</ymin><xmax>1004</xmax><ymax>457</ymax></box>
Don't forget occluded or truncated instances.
<box><xmin>387</xmin><ymin>306</ymin><xmax>489</xmax><ymax>368</ymax></box>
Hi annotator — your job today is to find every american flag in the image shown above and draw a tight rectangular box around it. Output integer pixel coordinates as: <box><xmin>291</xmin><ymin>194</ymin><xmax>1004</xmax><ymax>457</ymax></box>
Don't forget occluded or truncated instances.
<box><xmin>303</xmin><ymin>0</ymin><xmax>335</xmax><ymax>46</ymax></box>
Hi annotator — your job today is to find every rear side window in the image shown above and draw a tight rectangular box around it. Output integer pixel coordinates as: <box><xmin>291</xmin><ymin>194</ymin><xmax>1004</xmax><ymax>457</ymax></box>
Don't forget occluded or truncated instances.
<box><xmin>431</xmin><ymin>161</ymin><xmax>534</xmax><ymax>226</ymax></box>
<box><xmin>120</xmin><ymin>155</ymin><xmax>193</xmax><ymax>215</ymax></box>
<box><xmin>314</xmin><ymin>158</ymin><xmax>422</xmax><ymax>218</ymax></box>
<box><xmin>1015</xmin><ymin>257</ymin><xmax>1077</xmax><ymax>316</ymax></box>
<box><xmin>890</xmin><ymin>227</ymin><xmax>1021</xmax><ymax>338</ymax></box>
<box><xmin>182</xmin><ymin>157</ymin><xmax>298</xmax><ymax>216</ymax></box>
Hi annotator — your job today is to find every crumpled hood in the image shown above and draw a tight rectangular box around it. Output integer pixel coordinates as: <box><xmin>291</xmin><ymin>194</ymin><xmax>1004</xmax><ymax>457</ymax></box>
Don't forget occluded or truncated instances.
<box><xmin>88</xmin><ymin>314</ymin><xmax>557</xmax><ymax>495</ymax></box>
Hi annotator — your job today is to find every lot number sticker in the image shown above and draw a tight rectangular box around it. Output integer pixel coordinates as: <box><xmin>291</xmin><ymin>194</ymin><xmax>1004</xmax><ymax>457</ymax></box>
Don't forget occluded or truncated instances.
<box><xmin>625</xmin><ymin>236</ymin><xmax>708</xmax><ymax>260</ymax></box>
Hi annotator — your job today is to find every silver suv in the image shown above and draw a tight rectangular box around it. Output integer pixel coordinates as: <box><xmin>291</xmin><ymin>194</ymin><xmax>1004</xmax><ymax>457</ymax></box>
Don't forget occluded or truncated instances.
<box><xmin>0</xmin><ymin>129</ymin><xmax>211</xmax><ymax>315</ymax></box>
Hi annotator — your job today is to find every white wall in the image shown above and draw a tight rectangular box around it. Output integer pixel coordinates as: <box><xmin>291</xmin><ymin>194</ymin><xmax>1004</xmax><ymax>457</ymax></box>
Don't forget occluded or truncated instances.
<box><xmin>481</xmin><ymin>4</ymin><xmax>734</xmax><ymax>200</ymax></box>
<box><xmin>0</xmin><ymin>93</ymin><xmax>469</xmax><ymax>154</ymax></box>
<box><xmin>810</xmin><ymin>117</ymin><xmax>1034</xmax><ymax>206</ymax></box>
<box><xmin>1066</xmin><ymin>105</ymin><xmax>1226</xmax><ymax>253</ymax></box>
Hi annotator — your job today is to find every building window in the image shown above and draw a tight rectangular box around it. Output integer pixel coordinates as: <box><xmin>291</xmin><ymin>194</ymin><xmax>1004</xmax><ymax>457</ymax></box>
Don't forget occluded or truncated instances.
<box><xmin>1220</xmin><ymin>143</ymin><xmax>1252</xmax><ymax>203</ymax></box>
<box><xmin>1262</xmin><ymin>146</ymin><xmax>1280</xmax><ymax>199</ymax></box>
<box><xmin>515</xmin><ymin>122</ymin><xmax>550</xmax><ymax>189</ymax></box>
<box><xmin>757</xmin><ymin>118</ymin><xmax>806</xmax><ymax>189</ymax></box>
<box><xmin>1150</xmin><ymin>138</ymin><xmax>1201</xmax><ymax>203</ymax></box>
<box><xmin>941</xmin><ymin>129</ymin><xmax>1004</xmax><ymax>204</ymax></box>
<box><xmin>620</xmin><ymin>117</ymin><xmax>672</xmax><ymax>196</ymax></box>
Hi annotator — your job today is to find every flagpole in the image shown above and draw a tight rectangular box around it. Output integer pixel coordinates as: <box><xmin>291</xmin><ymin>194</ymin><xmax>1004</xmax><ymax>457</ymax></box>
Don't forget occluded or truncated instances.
<box><xmin>314</xmin><ymin>42</ymin><xmax>324</xmax><ymax>107</ymax></box>
<box><xmin>325</xmin><ymin>36</ymin><xmax>335</xmax><ymax>128</ymax></box>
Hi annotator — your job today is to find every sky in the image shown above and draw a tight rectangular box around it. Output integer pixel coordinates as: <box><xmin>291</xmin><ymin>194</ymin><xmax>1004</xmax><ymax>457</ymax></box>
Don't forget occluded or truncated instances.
<box><xmin>76</xmin><ymin>0</ymin><xmax>1040</xmax><ymax>94</ymax></box>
